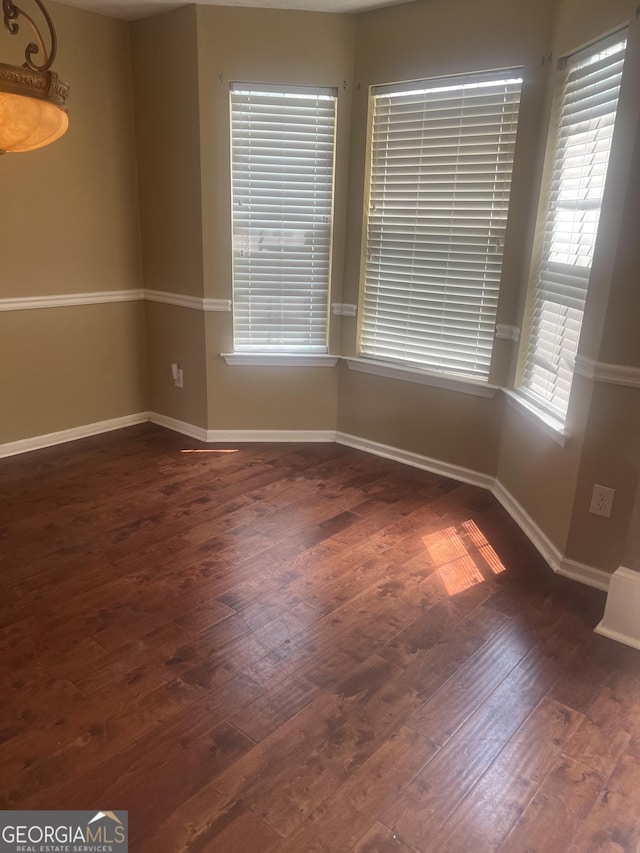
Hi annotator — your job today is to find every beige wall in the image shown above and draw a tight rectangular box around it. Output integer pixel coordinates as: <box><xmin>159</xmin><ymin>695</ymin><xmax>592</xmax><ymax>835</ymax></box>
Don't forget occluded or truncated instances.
<box><xmin>622</xmin><ymin>481</ymin><xmax>640</xmax><ymax>573</ymax></box>
<box><xmin>0</xmin><ymin>303</ymin><xmax>147</xmax><ymax>442</ymax></box>
<box><xmin>566</xmin><ymin>382</ymin><xmax>640</xmax><ymax>570</ymax></box>
<box><xmin>497</xmin><ymin>400</ymin><xmax>586</xmax><ymax>551</ymax></box>
<box><xmin>497</xmin><ymin>0</ymin><xmax>640</xmax><ymax>563</ymax></box>
<box><xmin>144</xmin><ymin>302</ymin><xmax>208</xmax><ymax>429</ymax></box>
<box><xmin>1</xmin><ymin>3</ymin><xmax>142</xmax><ymax>297</ymax></box>
<box><xmin>338</xmin><ymin>0</ymin><xmax>555</xmax><ymax>474</ymax></box>
<box><xmin>0</xmin><ymin>3</ymin><xmax>147</xmax><ymax>444</ymax></box>
<box><xmin>195</xmin><ymin>5</ymin><xmax>356</xmax><ymax>307</ymax></box>
<box><xmin>129</xmin><ymin>5</ymin><xmax>355</xmax><ymax>430</ymax></box>
<box><xmin>337</xmin><ymin>366</ymin><xmax>503</xmax><ymax>475</ymax></box>
<box><xmin>204</xmin><ymin>314</ymin><xmax>338</xmax><ymax>431</ymax></box>
<box><xmin>195</xmin><ymin>6</ymin><xmax>354</xmax><ymax>430</ymax></box>
<box><xmin>131</xmin><ymin>6</ymin><xmax>203</xmax><ymax>298</ymax></box>
<box><xmin>572</xmin><ymin>0</ymin><xmax>640</xmax><ymax>365</ymax></box>
<box><xmin>562</xmin><ymin>6</ymin><xmax>640</xmax><ymax>568</ymax></box>
<box><xmin>130</xmin><ymin>6</ymin><xmax>207</xmax><ymax>424</ymax></box>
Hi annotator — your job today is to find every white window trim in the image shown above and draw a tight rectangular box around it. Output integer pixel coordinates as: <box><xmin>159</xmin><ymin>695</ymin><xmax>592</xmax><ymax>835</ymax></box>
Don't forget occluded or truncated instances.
<box><xmin>221</xmin><ymin>353</ymin><xmax>338</xmax><ymax>367</ymax></box>
<box><xmin>503</xmin><ymin>389</ymin><xmax>570</xmax><ymax>446</ymax></box>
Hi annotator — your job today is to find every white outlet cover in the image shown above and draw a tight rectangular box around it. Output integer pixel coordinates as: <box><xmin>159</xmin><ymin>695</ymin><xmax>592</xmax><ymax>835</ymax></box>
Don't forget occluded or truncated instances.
<box><xmin>590</xmin><ymin>484</ymin><xmax>615</xmax><ymax>518</ymax></box>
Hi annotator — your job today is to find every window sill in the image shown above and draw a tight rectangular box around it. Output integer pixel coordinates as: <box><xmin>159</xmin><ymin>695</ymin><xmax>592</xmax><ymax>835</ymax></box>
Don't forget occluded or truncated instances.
<box><xmin>221</xmin><ymin>353</ymin><xmax>338</xmax><ymax>367</ymax></box>
<box><xmin>343</xmin><ymin>357</ymin><xmax>499</xmax><ymax>398</ymax></box>
<box><xmin>503</xmin><ymin>389</ymin><xmax>570</xmax><ymax>447</ymax></box>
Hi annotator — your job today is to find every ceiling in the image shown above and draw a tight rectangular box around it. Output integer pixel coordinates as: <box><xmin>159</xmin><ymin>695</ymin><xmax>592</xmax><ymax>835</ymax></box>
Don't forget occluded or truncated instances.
<box><xmin>59</xmin><ymin>0</ymin><xmax>410</xmax><ymax>22</ymax></box>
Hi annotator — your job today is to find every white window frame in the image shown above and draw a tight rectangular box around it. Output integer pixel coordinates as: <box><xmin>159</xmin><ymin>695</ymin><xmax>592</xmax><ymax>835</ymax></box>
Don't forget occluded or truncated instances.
<box><xmin>229</xmin><ymin>82</ymin><xmax>338</xmax><ymax>355</ymax></box>
<box><xmin>517</xmin><ymin>30</ymin><xmax>628</xmax><ymax>425</ymax></box>
<box><xmin>359</xmin><ymin>68</ymin><xmax>523</xmax><ymax>382</ymax></box>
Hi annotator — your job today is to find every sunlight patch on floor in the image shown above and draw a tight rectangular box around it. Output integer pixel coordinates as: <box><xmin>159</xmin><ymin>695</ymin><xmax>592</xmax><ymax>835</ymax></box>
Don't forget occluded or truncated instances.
<box><xmin>422</xmin><ymin>525</ymin><xmax>468</xmax><ymax>564</ymax></box>
<box><xmin>180</xmin><ymin>449</ymin><xmax>239</xmax><ymax>454</ymax></box>
<box><xmin>423</xmin><ymin>518</ymin><xmax>508</xmax><ymax>595</ymax></box>
<box><xmin>439</xmin><ymin>554</ymin><xmax>485</xmax><ymax>595</ymax></box>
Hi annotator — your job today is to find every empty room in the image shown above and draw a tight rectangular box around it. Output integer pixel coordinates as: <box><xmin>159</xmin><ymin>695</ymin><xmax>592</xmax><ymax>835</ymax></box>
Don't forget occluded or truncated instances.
<box><xmin>1</xmin><ymin>0</ymin><xmax>640</xmax><ymax>849</ymax></box>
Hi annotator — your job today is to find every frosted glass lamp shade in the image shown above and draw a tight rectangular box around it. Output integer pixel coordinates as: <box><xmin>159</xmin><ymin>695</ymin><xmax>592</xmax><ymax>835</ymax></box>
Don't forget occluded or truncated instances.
<box><xmin>0</xmin><ymin>89</ymin><xmax>68</xmax><ymax>151</ymax></box>
<box><xmin>0</xmin><ymin>62</ymin><xmax>69</xmax><ymax>154</ymax></box>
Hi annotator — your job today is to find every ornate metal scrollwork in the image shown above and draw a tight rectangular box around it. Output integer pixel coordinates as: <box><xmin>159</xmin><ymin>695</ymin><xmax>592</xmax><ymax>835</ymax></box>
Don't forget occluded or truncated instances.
<box><xmin>2</xmin><ymin>0</ymin><xmax>58</xmax><ymax>72</ymax></box>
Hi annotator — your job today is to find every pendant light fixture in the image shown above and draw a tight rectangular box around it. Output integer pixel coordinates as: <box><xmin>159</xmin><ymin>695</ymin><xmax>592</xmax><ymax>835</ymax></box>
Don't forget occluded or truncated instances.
<box><xmin>0</xmin><ymin>0</ymin><xmax>69</xmax><ymax>154</ymax></box>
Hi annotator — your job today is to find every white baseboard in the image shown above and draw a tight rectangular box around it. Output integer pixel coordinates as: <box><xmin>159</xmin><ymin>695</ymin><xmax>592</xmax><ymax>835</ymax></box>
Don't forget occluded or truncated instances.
<box><xmin>338</xmin><ymin>431</ymin><xmax>610</xmax><ymax>593</ymax></box>
<box><xmin>491</xmin><ymin>479</ymin><xmax>610</xmax><ymax>591</ymax></box>
<box><xmin>149</xmin><ymin>415</ymin><xmax>336</xmax><ymax>444</ymax></box>
<box><xmin>595</xmin><ymin>566</ymin><xmax>640</xmax><ymax>650</ymax></box>
<box><xmin>0</xmin><ymin>412</ymin><xmax>150</xmax><ymax>459</ymax></box>
<box><xmin>148</xmin><ymin>411</ymin><xmax>208</xmax><ymax>442</ymax></box>
<box><xmin>491</xmin><ymin>479</ymin><xmax>564</xmax><ymax>571</ymax></box>
<box><xmin>205</xmin><ymin>429</ymin><xmax>337</xmax><ymax>443</ymax></box>
<box><xmin>0</xmin><ymin>413</ymin><xmax>336</xmax><ymax>457</ymax></box>
<box><xmin>0</xmin><ymin>415</ymin><xmax>613</xmax><ymax>598</ymax></box>
<box><xmin>557</xmin><ymin>557</ymin><xmax>611</xmax><ymax>592</ymax></box>
<box><xmin>335</xmin><ymin>431</ymin><xmax>494</xmax><ymax>490</ymax></box>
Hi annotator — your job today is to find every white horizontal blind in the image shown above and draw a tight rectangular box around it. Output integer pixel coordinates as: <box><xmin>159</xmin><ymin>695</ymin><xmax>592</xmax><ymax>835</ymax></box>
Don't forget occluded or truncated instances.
<box><xmin>230</xmin><ymin>82</ymin><xmax>337</xmax><ymax>352</ymax></box>
<box><xmin>520</xmin><ymin>32</ymin><xmax>627</xmax><ymax>419</ymax></box>
<box><xmin>360</xmin><ymin>70</ymin><xmax>523</xmax><ymax>379</ymax></box>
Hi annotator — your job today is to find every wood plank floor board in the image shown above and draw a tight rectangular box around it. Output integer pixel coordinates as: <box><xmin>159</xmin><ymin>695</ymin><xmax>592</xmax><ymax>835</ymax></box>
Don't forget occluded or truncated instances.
<box><xmin>1</xmin><ymin>425</ymin><xmax>638</xmax><ymax>852</ymax></box>
<box><xmin>282</xmin><ymin>725</ymin><xmax>439</xmax><ymax>852</ymax></box>
<box><xmin>353</xmin><ymin>823</ymin><xmax>420</xmax><ymax>853</ymax></box>
<box><xmin>382</xmin><ymin>630</ymin><xmax>582</xmax><ymax>850</ymax></box>
<box><xmin>425</xmin><ymin>697</ymin><xmax>584</xmax><ymax>853</ymax></box>
<box><xmin>229</xmin><ymin>671</ymin><xmax>321</xmax><ymax>743</ymax></box>
<box><xmin>405</xmin><ymin>617</ymin><xmax>530</xmax><ymax>748</ymax></box>
<box><xmin>1</xmin><ymin>672</ymin><xmax>263</xmax><ymax>811</ymax></box>
<box><xmin>561</xmin><ymin>666</ymin><xmax>640</xmax><ymax>778</ymax></box>
<box><xmin>37</xmin><ymin>717</ymin><xmax>255</xmax><ymax>845</ymax></box>
<box><xmin>136</xmin><ymin>793</ymin><xmax>282</xmax><ymax>853</ymax></box>
<box><xmin>566</xmin><ymin>738</ymin><xmax>640</xmax><ymax>853</ymax></box>
<box><xmin>497</xmin><ymin>755</ymin><xmax>605</xmax><ymax>853</ymax></box>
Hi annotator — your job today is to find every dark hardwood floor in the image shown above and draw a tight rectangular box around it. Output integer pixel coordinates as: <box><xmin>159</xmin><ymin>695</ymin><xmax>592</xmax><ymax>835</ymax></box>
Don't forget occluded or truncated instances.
<box><xmin>1</xmin><ymin>424</ymin><xmax>639</xmax><ymax>852</ymax></box>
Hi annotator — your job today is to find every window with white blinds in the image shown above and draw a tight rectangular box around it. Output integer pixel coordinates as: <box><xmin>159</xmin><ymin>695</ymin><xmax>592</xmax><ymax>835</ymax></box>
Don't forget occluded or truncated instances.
<box><xmin>230</xmin><ymin>82</ymin><xmax>337</xmax><ymax>353</ymax></box>
<box><xmin>519</xmin><ymin>32</ymin><xmax>627</xmax><ymax>421</ymax></box>
<box><xmin>360</xmin><ymin>69</ymin><xmax>523</xmax><ymax>379</ymax></box>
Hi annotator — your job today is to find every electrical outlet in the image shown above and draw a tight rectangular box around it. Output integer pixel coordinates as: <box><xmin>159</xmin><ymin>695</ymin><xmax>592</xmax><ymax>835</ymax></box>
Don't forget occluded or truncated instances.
<box><xmin>171</xmin><ymin>363</ymin><xmax>183</xmax><ymax>388</ymax></box>
<box><xmin>590</xmin><ymin>484</ymin><xmax>615</xmax><ymax>518</ymax></box>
